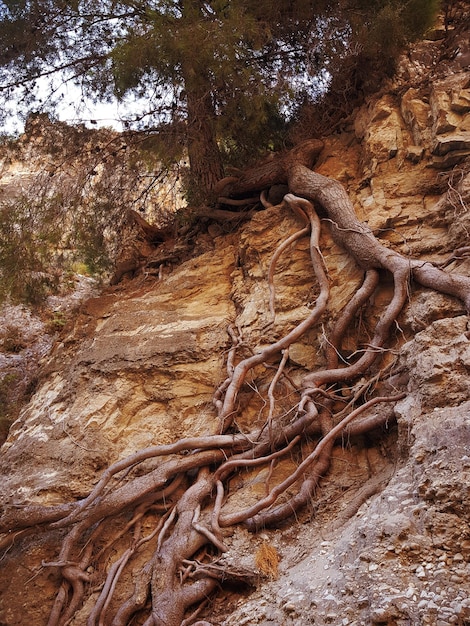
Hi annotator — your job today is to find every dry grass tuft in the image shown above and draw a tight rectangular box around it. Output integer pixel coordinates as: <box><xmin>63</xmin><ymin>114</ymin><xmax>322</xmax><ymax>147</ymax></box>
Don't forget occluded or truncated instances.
<box><xmin>255</xmin><ymin>542</ymin><xmax>279</xmax><ymax>580</ymax></box>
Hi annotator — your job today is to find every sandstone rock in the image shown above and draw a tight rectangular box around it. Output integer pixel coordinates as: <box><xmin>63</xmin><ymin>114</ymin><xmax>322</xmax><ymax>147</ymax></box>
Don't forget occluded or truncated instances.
<box><xmin>401</xmin><ymin>89</ymin><xmax>432</xmax><ymax>145</ymax></box>
<box><xmin>430</xmin><ymin>76</ymin><xmax>469</xmax><ymax>136</ymax></box>
<box><xmin>0</xmin><ymin>245</ymin><xmax>237</xmax><ymax>505</ymax></box>
<box><xmin>431</xmin><ymin>89</ymin><xmax>459</xmax><ymax>134</ymax></box>
<box><xmin>432</xmin><ymin>148</ymin><xmax>470</xmax><ymax>168</ymax></box>
<box><xmin>398</xmin><ymin>316</ymin><xmax>470</xmax><ymax>410</ymax></box>
<box><xmin>359</xmin><ymin>97</ymin><xmax>405</xmax><ymax>165</ymax></box>
<box><xmin>451</xmin><ymin>88</ymin><xmax>470</xmax><ymax>114</ymax></box>
<box><xmin>405</xmin><ymin>145</ymin><xmax>425</xmax><ymax>163</ymax></box>
<box><xmin>432</xmin><ymin>131</ymin><xmax>470</xmax><ymax>155</ymax></box>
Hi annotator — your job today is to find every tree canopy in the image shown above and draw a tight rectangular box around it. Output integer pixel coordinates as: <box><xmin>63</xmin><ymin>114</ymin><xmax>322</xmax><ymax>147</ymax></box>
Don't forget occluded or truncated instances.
<box><xmin>0</xmin><ymin>0</ymin><xmax>440</xmax><ymax>198</ymax></box>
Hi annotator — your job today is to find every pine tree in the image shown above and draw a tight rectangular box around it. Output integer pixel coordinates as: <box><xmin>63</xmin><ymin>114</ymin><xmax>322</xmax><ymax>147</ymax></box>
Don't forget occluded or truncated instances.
<box><xmin>0</xmin><ymin>0</ymin><xmax>440</xmax><ymax>200</ymax></box>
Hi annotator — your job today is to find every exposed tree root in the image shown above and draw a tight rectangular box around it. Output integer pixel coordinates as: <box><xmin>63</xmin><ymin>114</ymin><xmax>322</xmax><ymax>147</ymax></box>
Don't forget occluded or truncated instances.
<box><xmin>1</xmin><ymin>142</ymin><xmax>470</xmax><ymax>625</ymax></box>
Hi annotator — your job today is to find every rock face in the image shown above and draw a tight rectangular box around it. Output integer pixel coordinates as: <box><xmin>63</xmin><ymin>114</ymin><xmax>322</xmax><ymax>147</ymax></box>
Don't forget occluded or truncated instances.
<box><xmin>1</xmin><ymin>19</ymin><xmax>470</xmax><ymax>626</ymax></box>
<box><xmin>222</xmin><ymin>318</ymin><xmax>470</xmax><ymax>626</ymax></box>
<box><xmin>0</xmin><ymin>114</ymin><xmax>183</xmax><ymax>216</ymax></box>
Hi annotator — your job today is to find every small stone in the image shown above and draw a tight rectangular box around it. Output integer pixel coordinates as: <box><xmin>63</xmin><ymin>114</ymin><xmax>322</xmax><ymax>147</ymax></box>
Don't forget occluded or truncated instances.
<box><xmin>406</xmin><ymin>145</ymin><xmax>424</xmax><ymax>163</ymax></box>
<box><xmin>323</xmin><ymin>593</ymin><xmax>337</xmax><ymax>602</ymax></box>
<box><xmin>371</xmin><ymin>608</ymin><xmax>390</xmax><ymax>620</ymax></box>
<box><xmin>450</xmin><ymin>601</ymin><xmax>463</xmax><ymax>614</ymax></box>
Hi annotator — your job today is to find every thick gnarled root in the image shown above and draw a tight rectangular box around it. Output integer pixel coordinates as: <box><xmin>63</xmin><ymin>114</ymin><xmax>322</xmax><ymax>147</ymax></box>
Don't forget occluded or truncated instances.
<box><xmin>2</xmin><ymin>156</ymin><xmax>470</xmax><ymax>625</ymax></box>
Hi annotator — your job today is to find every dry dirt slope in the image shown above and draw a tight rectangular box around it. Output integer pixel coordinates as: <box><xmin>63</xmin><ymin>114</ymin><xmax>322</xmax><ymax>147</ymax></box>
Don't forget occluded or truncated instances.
<box><xmin>1</xmin><ymin>16</ymin><xmax>470</xmax><ymax>626</ymax></box>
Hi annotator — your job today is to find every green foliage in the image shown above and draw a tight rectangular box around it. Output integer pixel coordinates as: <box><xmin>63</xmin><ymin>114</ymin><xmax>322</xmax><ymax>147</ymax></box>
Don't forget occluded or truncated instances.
<box><xmin>218</xmin><ymin>96</ymin><xmax>288</xmax><ymax>169</ymax></box>
<box><xmin>69</xmin><ymin>261</ymin><xmax>92</xmax><ymax>276</ymax></box>
<box><xmin>136</xmin><ymin>128</ymin><xmax>186</xmax><ymax>171</ymax></box>
<box><xmin>358</xmin><ymin>0</ymin><xmax>441</xmax><ymax>63</ymax></box>
<box><xmin>0</xmin><ymin>115</ymin><xmax>184</xmax><ymax>306</ymax></box>
<box><xmin>0</xmin><ymin>0</ymin><xmax>442</xmax><ymax>199</ymax></box>
<box><xmin>70</xmin><ymin>201</ymin><xmax>114</xmax><ymax>276</ymax></box>
<box><xmin>0</xmin><ymin>190</ymin><xmax>114</xmax><ymax>306</ymax></box>
<box><xmin>0</xmin><ymin>176</ymin><xmax>109</xmax><ymax>305</ymax></box>
<box><xmin>0</xmin><ymin>364</ymin><xmax>38</xmax><ymax>444</ymax></box>
<box><xmin>0</xmin><ymin>189</ymin><xmax>124</xmax><ymax>306</ymax></box>
<box><xmin>0</xmin><ymin>374</ymin><xmax>17</xmax><ymax>414</ymax></box>
<box><xmin>46</xmin><ymin>310</ymin><xmax>68</xmax><ymax>333</ymax></box>
<box><xmin>0</xmin><ymin>372</ymin><xmax>19</xmax><ymax>443</ymax></box>
<box><xmin>289</xmin><ymin>0</ymin><xmax>441</xmax><ymax>138</ymax></box>
<box><xmin>402</xmin><ymin>0</ymin><xmax>441</xmax><ymax>38</ymax></box>
<box><xmin>0</xmin><ymin>196</ymin><xmax>62</xmax><ymax>305</ymax></box>
<box><xmin>0</xmin><ymin>317</ymin><xmax>38</xmax><ymax>445</ymax></box>
<box><xmin>1</xmin><ymin>324</ymin><xmax>28</xmax><ymax>353</ymax></box>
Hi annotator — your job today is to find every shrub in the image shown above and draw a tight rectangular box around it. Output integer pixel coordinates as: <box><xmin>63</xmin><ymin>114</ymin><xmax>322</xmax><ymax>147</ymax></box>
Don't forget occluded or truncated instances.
<box><xmin>0</xmin><ymin>373</ymin><xmax>19</xmax><ymax>443</ymax></box>
<box><xmin>1</xmin><ymin>324</ymin><xmax>28</xmax><ymax>353</ymax></box>
<box><xmin>0</xmin><ymin>195</ymin><xmax>63</xmax><ymax>305</ymax></box>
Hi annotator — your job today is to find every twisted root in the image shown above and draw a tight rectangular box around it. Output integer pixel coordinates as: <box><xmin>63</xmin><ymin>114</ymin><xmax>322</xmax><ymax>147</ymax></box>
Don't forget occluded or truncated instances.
<box><xmin>2</xmin><ymin>149</ymin><xmax>470</xmax><ymax>625</ymax></box>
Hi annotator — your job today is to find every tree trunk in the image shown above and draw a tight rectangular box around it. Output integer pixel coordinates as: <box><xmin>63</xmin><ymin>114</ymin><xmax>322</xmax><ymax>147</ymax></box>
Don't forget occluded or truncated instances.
<box><xmin>185</xmin><ymin>86</ymin><xmax>225</xmax><ymax>202</ymax></box>
<box><xmin>214</xmin><ymin>139</ymin><xmax>324</xmax><ymax>198</ymax></box>
<box><xmin>178</xmin><ymin>0</ymin><xmax>225</xmax><ymax>202</ymax></box>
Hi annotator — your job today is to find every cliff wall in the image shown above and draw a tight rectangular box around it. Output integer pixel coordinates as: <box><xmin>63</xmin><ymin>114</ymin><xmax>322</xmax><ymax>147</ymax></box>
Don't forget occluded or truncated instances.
<box><xmin>0</xmin><ymin>17</ymin><xmax>470</xmax><ymax>626</ymax></box>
